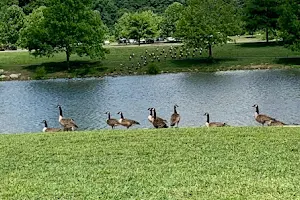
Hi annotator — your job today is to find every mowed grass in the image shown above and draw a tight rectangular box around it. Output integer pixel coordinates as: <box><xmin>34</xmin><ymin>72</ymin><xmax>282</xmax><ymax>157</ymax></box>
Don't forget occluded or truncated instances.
<box><xmin>1</xmin><ymin>127</ymin><xmax>300</xmax><ymax>199</ymax></box>
<box><xmin>1</xmin><ymin>41</ymin><xmax>300</xmax><ymax>79</ymax></box>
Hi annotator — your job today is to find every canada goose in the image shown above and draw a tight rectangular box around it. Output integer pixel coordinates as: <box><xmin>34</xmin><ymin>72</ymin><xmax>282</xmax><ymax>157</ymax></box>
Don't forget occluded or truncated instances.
<box><xmin>152</xmin><ymin>108</ymin><xmax>168</xmax><ymax>128</ymax></box>
<box><xmin>252</xmin><ymin>104</ymin><xmax>275</xmax><ymax>126</ymax></box>
<box><xmin>117</xmin><ymin>111</ymin><xmax>140</xmax><ymax>129</ymax></box>
<box><xmin>41</xmin><ymin>120</ymin><xmax>62</xmax><ymax>132</ymax></box>
<box><xmin>57</xmin><ymin>105</ymin><xmax>78</xmax><ymax>131</ymax></box>
<box><xmin>105</xmin><ymin>111</ymin><xmax>120</xmax><ymax>129</ymax></box>
<box><xmin>148</xmin><ymin>107</ymin><xmax>154</xmax><ymax>123</ymax></box>
<box><xmin>170</xmin><ymin>104</ymin><xmax>180</xmax><ymax>127</ymax></box>
<box><xmin>148</xmin><ymin>108</ymin><xmax>168</xmax><ymax>124</ymax></box>
<box><xmin>204</xmin><ymin>113</ymin><xmax>226</xmax><ymax>127</ymax></box>
<box><xmin>267</xmin><ymin>119</ymin><xmax>286</xmax><ymax>126</ymax></box>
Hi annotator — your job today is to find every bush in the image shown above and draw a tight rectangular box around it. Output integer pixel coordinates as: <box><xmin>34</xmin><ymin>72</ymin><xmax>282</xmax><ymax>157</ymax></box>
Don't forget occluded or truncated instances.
<box><xmin>34</xmin><ymin>66</ymin><xmax>46</xmax><ymax>80</ymax></box>
<box><xmin>146</xmin><ymin>63</ymin><xmax>160</xmax><ymax>75</ymax></box>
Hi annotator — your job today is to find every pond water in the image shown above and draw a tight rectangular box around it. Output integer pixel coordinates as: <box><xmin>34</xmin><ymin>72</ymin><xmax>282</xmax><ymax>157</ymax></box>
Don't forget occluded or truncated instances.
<box><xmin>1</xmin><ymin>69</ymin><xmax>300</xmax><ymax>134</ymax></box>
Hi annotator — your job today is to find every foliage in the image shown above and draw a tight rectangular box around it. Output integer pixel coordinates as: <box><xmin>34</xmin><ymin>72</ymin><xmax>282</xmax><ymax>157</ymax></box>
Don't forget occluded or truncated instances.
<box><xmin>1</xmin><ymin>128</ymin><xmax>300</xmax><ymax>199</ymax></box>
<box><xmin>147</xmin><ymin>63</ymin><xmax>160</xmax><ymax>74</ymax></box>
<box><xmin>19</xmin><ymin>0</ymin><xmax>107</xmax><ymax>69</ymax></box>
<box><xmin>34</xmin><ymin>66</ymin><xmax>46</xmax><ymax>79</ymax></box>
<box><xmin>176</xmin><ymin>0</ymin><xmax>241</xmax><ymax>57</ymax></box>
<box><xmin>160</xmin><ymin>2</ymin><xmax>184</xmax><ymax>37</ymax></box>
<box><xmin>0</xmin><ymin>5</ymin><xmax>25</xmax><ymax>45</ymax></box>
<box><xmin>115</xmin><ymin>11</ymin><xmax>161</xmax><ymax>45</ymax></box>
<box><xmin>278</xmin><ymin>0</ymin><xmax>300</xmax><ymax>52</ymax></box>
<box><xmin>92</xmin><ymin>0</ymin><xmax>118</xmax><ymax>28</ymax></box>
<box><xmin>243</xmin><ymin>0</ymin><xmax>283</xmax><ymax>42</ymax></box>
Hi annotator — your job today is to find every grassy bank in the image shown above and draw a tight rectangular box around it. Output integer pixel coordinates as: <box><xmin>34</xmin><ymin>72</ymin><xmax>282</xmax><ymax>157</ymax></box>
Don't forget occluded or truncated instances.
<box><xmin>1</xmin><ymin>127</ymin><xmax>300</xmax><ymax>199</ymax></box>
<box><xmin>1</xmin><ymin>41</ymin><xmax>300</xmax><ymax>80</ymax></box>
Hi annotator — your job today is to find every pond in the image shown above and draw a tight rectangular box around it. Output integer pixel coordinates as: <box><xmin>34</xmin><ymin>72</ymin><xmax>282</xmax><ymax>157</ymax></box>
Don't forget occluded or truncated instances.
<box><xmin>1</xmin><ymin>69</ymin><xmax>300</xmax><ymax>134</ymax></box>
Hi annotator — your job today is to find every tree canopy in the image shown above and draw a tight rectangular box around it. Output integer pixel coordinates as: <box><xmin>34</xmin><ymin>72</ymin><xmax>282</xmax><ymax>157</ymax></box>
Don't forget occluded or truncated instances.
<box><xmin>176</xmin><ymin>0</ymin><xmax>241</xmax><ymax>57</ymax></box>
<box><xmin>0</xmin><ymin>5</ymin><xmax>25</xmax><ymax>45</ymax></box>
<box><xmin>279</xmin><ymin>0</ymin><xmax>300</xmax><ymax>51</ymax></box>
<box><xmin>161</xmin><ymin>2</ymin><xmax>184</xmax><ymax>37</ymax></box>
<box><xmin>115</xmin><ymin>11</ymin><xmax>161</xmax><ymax>45</ymax></box>
<box><xmin>243</xmin><ymin>0</ymin><xmax>282</xmax><ymax>42</ymax></box>
<box><xmin>19</xmin><ymin>0</ymin><xmax>107</xmax><ymax>68</ymax></box>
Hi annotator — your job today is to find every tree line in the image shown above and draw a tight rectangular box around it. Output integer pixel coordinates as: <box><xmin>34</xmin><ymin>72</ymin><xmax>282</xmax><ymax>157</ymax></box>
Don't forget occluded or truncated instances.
<box><xmin>0</xmin><ymin>0</ymin><xmax>299</xmax><ymax>65</ymax></box>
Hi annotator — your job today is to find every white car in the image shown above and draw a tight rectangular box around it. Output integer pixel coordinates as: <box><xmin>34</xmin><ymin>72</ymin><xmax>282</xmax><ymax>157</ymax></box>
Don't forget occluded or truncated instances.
<box><xmin>166</xmin><ymin>37</ymin><xmax>176</xmax><ymax>42</ymax></box>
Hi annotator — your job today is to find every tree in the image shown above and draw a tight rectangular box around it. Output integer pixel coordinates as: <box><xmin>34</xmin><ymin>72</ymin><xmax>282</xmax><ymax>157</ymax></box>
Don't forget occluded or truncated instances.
<box><xmin>92</xmin><ymin>0</ymin><xmax>118</xmax><ymax>28</ymax></box>
<box><xmin>115</xmin><ymin>11</ymin><xmax>161</xmax><ymax>45</ymax></box>
<box><xmin>19</xmin><ymin>0</ymin><xmax>107</xmax><ymax>69</ymax></box>
<box><xmin>0</xmin><ymin>5</ymin><xmax>25</xmax><ymax>46</ymax></box>
<box><xmin>176</xmin><ymin>0</ymin><xmax>241</xmax><ymax>58</ymax></box>
<box><xmin>243</xmin><ymin>0</ymin><xmax>282</xmax><ymax>42</ymax></box>
<box><xmin>278</xmin><ymin>0</ymin><xmax>300</xmax><ymax>51</ymax></box>
<box><xmin>161</xmin><ymin>2</ymin><xmax>184</xmax><ymax>37</ymax></box>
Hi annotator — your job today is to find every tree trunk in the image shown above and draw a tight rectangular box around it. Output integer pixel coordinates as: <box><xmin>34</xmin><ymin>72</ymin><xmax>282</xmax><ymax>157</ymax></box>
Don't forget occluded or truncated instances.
<box><xmin>208</xmin><ymin>43</ymin><xmax>212</xmax><ymax>58</ymax></box>
<box><xmin>266</xmin><ymin>28</ymin><xmax>269</xmax><ymax>43</ymax></box>
<box><xmin>138</xmin><ymin>36</ymin><xmax>140</xmax><ymax>46</ymax></box>
<box><xmin>66</xmin><ymin>49</ymin><xmax>70</xmax><ymax>71</ymax></box>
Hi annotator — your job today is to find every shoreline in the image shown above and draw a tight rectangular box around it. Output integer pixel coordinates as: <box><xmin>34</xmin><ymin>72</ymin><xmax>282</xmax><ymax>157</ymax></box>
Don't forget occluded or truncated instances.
<box><xmin>0</xmin><ymin>64</ymin><xmax>295</xmax><ymax>82</ymax></box>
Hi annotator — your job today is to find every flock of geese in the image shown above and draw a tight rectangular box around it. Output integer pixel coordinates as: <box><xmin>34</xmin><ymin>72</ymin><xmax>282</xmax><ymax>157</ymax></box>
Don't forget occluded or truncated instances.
<box><xmin>41</xmin><ymin>104</ymin><xmax>294</xmax><ymax>132</ymax></box>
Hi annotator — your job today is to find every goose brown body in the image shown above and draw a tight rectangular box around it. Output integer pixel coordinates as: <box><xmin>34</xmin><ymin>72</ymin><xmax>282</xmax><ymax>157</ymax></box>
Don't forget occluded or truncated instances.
<box><xmin>267</xmin><ymin>119</ymin><xmax>286</xmax><ymax>126</ymax></box>
<box><xmin>204</xmin><ymin>113</ymin><xmax>226</xmax><ymax>127</ymax></box>
<box><xmin>152</xmin><ymin>108</ymin><xmax>168</xmax><ymax>128</ymax></box>
<box><xmin>42</xmin><ymin>120</ymin><xmax>62</xmax><ymax>132</ymax></box>
<box><xmin>105</xmin><ymin>112</ymin><xmax>120</xmax><ymax>129</ymax></box>
<box><xmin>117</xmin><ymin>112</ymin><xmax>140</xmax><ymax>129</ymax></box>
<box><xmin>57</xmin><ymin>105</ymin><xmax>78</xmax><ymax>130</ymax></box>
<box><xmin>170</xmin><ymin>105</ymin><xmax>180</xmax><ymax>127</ymax></box>
<box><xmin>148</xmin><ymin>108</ymin><xmax>167</xmax><ymax>124</ymax></box>
<box><xmin>253</xmin><ymin>104</ymin><xmax>275</xmax><ymax>126</ymax></box>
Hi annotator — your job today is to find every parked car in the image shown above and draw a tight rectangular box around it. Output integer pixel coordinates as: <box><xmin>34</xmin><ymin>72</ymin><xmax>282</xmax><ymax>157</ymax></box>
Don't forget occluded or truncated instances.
<box><xmin>146</xmin><ymin>38</ymin><xmax>155</xmax><ymax>44</ymax></box>
<box><xmin>166</xmin><ymin>37</ymin><xmax>176</xmax><ymax>42</ymax></box>
<box><xmin>118</xmin><ymin>38</ymin><xmax>128</xmax><ymax>44</ymax></box>
<box><xmin>139</xmin><ymin>38</ymin><xmax>146</xmax><ymax>44</ymax></box>
<box><xmin>129</xmin><ymin>39</ymin><xmax>137</xmax><ymax>44</ymax></box>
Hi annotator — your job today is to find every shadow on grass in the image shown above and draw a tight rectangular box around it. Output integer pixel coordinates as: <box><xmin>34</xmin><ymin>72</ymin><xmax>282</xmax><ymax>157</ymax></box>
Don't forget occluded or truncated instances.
<box><xmin>276</xmin><ymin>57</ymin><xmax>300</xmax><ymax>65</ymax></box>
<box><xmin>23</xmin><ymin>60</ymin><xmax>108</xmax><ymax>76</ymax></box>
<box><xmin>170</xmin><ymin>57</ymin><xmax>238</xmax><ymax>68</ymax></box>
<box><xmin>238</xmin><ymin>41</ymin><xmax>284</xmax><ymax>48</ymax></box>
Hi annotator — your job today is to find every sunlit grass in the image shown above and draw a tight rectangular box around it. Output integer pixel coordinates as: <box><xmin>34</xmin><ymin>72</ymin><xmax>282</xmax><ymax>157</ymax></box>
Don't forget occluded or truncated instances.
<box><xmin>0</xmin><ymin>41</ymin><xmax>300</xmax><ymax>79</ymax></box>
<box><xmin>1</xmin><ymin>127</ymin><xmax>300</xmax><ymax>199</ymax></box>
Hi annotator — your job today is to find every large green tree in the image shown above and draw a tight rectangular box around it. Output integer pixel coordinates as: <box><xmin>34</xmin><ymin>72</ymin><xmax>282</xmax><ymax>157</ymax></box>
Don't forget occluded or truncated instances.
<box><xmin>176</xmin><ymin>0</ymin><xmax>241</xmax><ymax>58</ymax></box>
<box><xmin>243</xmin><ymin>0</ymin><xmax>282</xmax><ymax>42</ymax></box>
<box><xmin>278</xmin><ymin>0</ymin><xmax>300</xmax><ymax>51</ymax></box>
<box><xmin>0</xmin><ymin>5</ymin><xmax>25</xmax><ymax>46</ymax></box>
<box><xmin>19</xmin><ymin>0</ymin><xmax>106</xmax><ymax>69</ymax></box>
<box><xmin>115</xmin><ymin>11</ymin><xmax>161</xmax><ymax>45</ymax></box>
<box><xmin>161</xmin><ymin>2</ymin><xmax>184</xmax><ymax>37</ymax></box>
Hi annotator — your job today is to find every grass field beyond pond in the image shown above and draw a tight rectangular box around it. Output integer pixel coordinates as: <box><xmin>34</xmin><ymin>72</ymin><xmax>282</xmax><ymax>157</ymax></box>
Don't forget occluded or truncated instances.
<box><xmin>1</xmin><ymin>127</ymin><xmax>300</xmax><ymax>199</ymax></box>
<box><xmin>1</xmin><ymin>41</ymin><xmax>300</xmax><ymax>79</ymax></box>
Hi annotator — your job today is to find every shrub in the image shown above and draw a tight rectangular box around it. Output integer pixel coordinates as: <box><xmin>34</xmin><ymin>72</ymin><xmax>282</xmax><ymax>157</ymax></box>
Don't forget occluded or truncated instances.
<box><xmin>147</xmin><ymin>63</ymin><xmax>160</xmax><ymax>75</ymax></box>
<box><xmin>34</xmin><ymin>66</ymin><xmax>46</xmax><ymax>80</ymax></box>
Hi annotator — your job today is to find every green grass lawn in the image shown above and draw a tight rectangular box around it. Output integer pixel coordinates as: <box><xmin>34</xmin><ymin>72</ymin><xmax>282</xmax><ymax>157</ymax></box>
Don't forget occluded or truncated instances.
<box><xmin>1</xmin><ymin>41</ymin><xmax>300</xmax><ymax>80</ymax></box>
<box><xmin>1</xmin><ymin>127</ymin><xmax>300</xmax><ymax>199</ymax></box>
